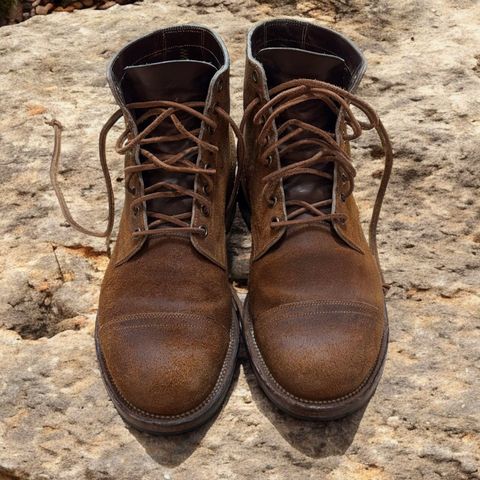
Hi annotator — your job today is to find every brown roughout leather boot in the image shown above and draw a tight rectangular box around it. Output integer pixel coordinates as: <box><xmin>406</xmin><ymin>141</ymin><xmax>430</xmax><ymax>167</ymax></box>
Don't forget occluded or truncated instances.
<box><xmin>240</xmin><ymin>19</ymin><xmax>393</xmax><ymax>420</ymax></box>
<box><xmin>49</xmin><ymin>26</ymin><xmax>243</xmax><ymax>434</ymax></box>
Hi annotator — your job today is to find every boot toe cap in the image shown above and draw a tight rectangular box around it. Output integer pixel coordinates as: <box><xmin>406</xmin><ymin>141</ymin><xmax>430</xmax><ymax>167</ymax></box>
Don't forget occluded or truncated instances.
<box><xmin>254</xmin><ymin>301</ymin><xmax>385</xmax><ymax>402</ymax></box>
<box><xmin>97</xmin><ymin>313</ymin><xmax>230</xmax><ymax>417</ymax></box>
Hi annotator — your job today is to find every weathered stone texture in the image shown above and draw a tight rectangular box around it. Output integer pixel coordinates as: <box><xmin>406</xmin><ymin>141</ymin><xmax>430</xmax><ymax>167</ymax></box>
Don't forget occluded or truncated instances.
<box><xmin>0</xmin><ymin>0</ymin><xmax>479</xmax><ymax>478</ymax></box>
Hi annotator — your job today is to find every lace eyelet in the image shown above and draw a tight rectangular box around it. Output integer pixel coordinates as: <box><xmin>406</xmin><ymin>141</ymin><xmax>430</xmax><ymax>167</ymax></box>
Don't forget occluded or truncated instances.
<box><xmin>199</xmin><ymin>225</ymin><xmax>208</xmax><ymax>237</ymax></box>
<box><xmin>202</xmin><ymin>184</ymin><xmax>211</xmax><ymax>195</ymax></box>
<box><xmin>133</xmin><ymin>227</ymin><xmax>142</xmax><ymax>234</ymax></box>
<box><xmin>340</xmin><ymin>193</ymin><xmax>346</xmax><ymax>202</ymax></box>
<box><xmin>252</xmin><ymin>70</ymin><xmax>258</xmax><ymax>83</ymax></box>
<box><xmin>217</xmin><ymin>80</ymin><xmax>223</xmax><ymax>92</ymax></box>
<box><xmin>201</xmin><ymin>205</ymin><xmax>210</xmax><ymax>217</ymax></box>
<box><xmin>132</xmin><ymin>205</ymin><xmax>140</xmax><ymax>216</ymax></box>
<box><xmin>341</xmin><ymin>172</ymin><xmax>348</xmax><ymax>182</ymax></box>
<box><xmin>203</xmin><ymin>162</ymin><xmax>211</xmax><ymax>170</ymax></box>
<box><xmin>268</xmin><ymin>195</ymin><xmax>278</xmax><ymax>207</ymax></box>
<box><xmin>266</xmin><ymin>155</ymin><xmax>273</xmax><ymax>167</ymax></box>
<box><xmin>271</xmin><ymin>216</ymin><xmax>280</xmax><ymax>225</ymax></box>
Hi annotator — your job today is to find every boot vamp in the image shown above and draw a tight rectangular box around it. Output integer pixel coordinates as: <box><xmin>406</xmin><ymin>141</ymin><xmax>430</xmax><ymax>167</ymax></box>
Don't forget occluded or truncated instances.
<box><xmin>249</xmin><ymin>225</ymin><xmax>386</xmax><ymax>401</ymax></box>
<box><xmin>98</xmin><ymin>235</ymin><xmax>231</xmax><ymax>327</ymax></box>
<box><xmin>250</xmin><ymin>224</ymin><xmax>384</xmax><ymax>313</ymax></box>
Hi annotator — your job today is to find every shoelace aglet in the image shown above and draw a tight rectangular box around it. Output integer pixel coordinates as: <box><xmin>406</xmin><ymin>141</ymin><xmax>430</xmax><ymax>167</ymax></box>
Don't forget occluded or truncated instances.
<box><xmin>46</xmin><ymin>119</ymin><xmax>64</xmax><ymax>130</ymax></box>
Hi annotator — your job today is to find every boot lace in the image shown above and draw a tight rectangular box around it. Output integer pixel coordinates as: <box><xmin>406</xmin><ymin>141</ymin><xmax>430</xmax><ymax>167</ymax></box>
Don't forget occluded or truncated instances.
<box><xmin>241</xmin><ymin>78</ymin><xmax>393</xmax><ymax>268</ymax></box>
<box><xmin>48</xmin><ymin>100</ymin><xmax>244</xmax><ymax>254</ymax></box>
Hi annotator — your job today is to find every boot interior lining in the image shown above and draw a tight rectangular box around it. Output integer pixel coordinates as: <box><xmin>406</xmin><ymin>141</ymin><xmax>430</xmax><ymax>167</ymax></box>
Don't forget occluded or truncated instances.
<box><xmin>110</xmin><ymin>26</ymin><xmax>224</xmax><ymax>87</ymax></box>
<box><xmin>250</xmin><ymin>20</ymin><xmax>364</xmax><ymax>84</ymax></box>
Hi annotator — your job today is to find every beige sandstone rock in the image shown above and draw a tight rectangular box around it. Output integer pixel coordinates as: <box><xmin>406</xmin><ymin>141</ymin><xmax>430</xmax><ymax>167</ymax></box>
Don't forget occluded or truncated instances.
<box><xmin>0</xmin><ymin>0</ymin><xmax>479</xmax><ymax>478</ymax></box>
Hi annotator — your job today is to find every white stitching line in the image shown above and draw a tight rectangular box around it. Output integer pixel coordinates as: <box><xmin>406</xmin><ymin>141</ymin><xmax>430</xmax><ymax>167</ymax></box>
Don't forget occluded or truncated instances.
<box><xmin>98</xmin><ymin>311</ymin><xmax>225</xmax><ymax>334</ymax></box>
<box><xmin>100</xmin><ymin>320</ymin><xmax>237</xmax><ymax>420</ymax></box>
<box><xmin>102</xmin><ymin>322</ymin><xmax>230</xmax><ymax>337</ymax></box>
<box><xmin>260</xmin><ymin>310</ymin><xmax>376</xmax><ymax>320</ymax></box>
<box><xmin>257</xmin><ymin>300</ymin><xmax>380</xmax><ymax>323</ymax></box>
<box><xmin>249</xmin><ymin>308</ymin><xmax>385</xmax><ymax>405</ymax></box>
<box><xmin>301</xmin><ymin>24</ymin><xmax>307</xmax><ymax>50</ymax></box>
<box><xmin>162</xmin><ymin>29</ymin><xmax>166</xmax><ymax>58</ymax></box>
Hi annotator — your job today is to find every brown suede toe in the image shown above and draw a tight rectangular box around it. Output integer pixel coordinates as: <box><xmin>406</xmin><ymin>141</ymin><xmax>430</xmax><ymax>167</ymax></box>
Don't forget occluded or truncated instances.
<box><xmin>254</xmin><ymin>301</ymin><xmax>383</xmax><ymax>402</ymax></box>
<box><xmin>99</xmin><ymin>314</ymin><xmax>230</xmax><ymax>417</ymax></box>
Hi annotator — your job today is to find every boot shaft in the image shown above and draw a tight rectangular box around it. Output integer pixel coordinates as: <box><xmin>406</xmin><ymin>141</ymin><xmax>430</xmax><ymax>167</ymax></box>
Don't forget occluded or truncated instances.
<box><xmin>108</xmin><ymin>26</ymin><xmax>236</xmax><ymax>268</ymax></box>
<box><xmin>242</xmin><ymin>19</ymin><xmax>386</xmax><ymax>262</ymax></box>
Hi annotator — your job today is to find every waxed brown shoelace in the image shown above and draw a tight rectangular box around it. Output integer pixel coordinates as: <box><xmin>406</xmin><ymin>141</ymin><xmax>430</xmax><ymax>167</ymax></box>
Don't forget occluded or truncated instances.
<box><xmin>48</xmin><ymin>100</ymin><xmax>244</xmax><ymax>254</ymax></box>
<box><xmin>241</xmin><ymin>78</ymin><xmax>393</xmax><ymax>272</ymax></box>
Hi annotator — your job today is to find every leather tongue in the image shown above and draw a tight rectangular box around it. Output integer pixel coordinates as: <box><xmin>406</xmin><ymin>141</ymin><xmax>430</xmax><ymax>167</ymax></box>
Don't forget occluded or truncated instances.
<box><xmin>256</xmin><ymin>47</ymin><xmax>350</xmax><ymax>219</ymax></box>
<box><xmin>256</xmin><ymin>47</ymin><xmax>349</xmax><ymax>131</ymax></box>
<box><xmin>120</xmin><ymin>60</ymin><xmax>217</xmax><ymax>222</ymax></box>
<box><xmin>122</xmin><ymin>59</ymin><xmax>217</xmax><ymax>104</ymax></box>
<box><xmin>256</xmin><ymin>47</ymin><xmax>350</xmax><ymax>91</ymax></box>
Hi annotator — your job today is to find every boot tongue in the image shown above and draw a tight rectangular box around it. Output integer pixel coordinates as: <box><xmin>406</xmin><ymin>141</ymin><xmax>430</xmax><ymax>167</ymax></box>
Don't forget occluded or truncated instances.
<box><xmin>257</xmin><ymin>47</ymin><xmax>350</xmax><ymax>91</ymax></box>
<box><xmin>257</xmin><ymin>46</ymin><xmax>350</xmax><ymax>136</ymax></box>
<box><xmin>120</xmin><ymin>60</ymin><xmax>217</xmax><ymax>221</ymax></box>
<box><xmin>256</xmin><ymin>47</ymin><xmax>351</xmax><ymax>219</ymax></box>
<box><xmin>122</xmin><ymin>59</ymin><xmax>217</xmax><ymax>104</ymax></box>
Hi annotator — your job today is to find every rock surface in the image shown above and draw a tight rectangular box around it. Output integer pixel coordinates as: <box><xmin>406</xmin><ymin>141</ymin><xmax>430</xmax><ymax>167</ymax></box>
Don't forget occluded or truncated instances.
<box><xmin>0</xmin><ymin>0</ymin><xmax>479</xmax><ymax>478</ymax></box>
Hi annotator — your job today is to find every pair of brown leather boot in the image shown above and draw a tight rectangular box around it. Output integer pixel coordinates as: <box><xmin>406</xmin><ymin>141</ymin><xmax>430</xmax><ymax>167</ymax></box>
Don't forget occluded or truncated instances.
<box><xmin>50</xmin><ymin>19</ymin><xmax>393</xmax><ymax>434</ymax></box>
